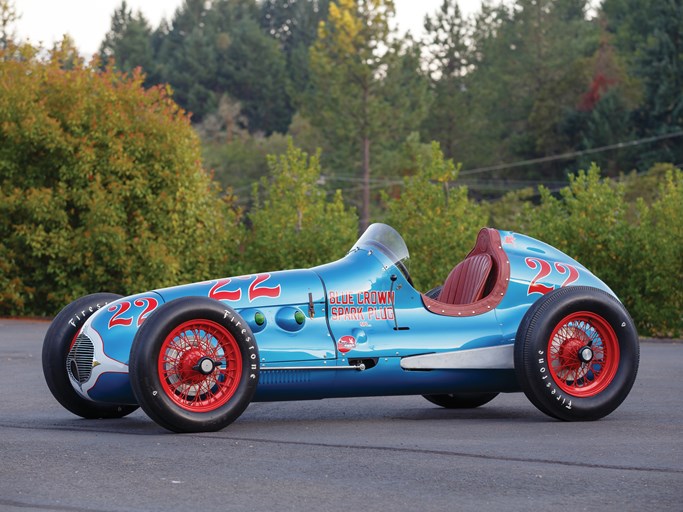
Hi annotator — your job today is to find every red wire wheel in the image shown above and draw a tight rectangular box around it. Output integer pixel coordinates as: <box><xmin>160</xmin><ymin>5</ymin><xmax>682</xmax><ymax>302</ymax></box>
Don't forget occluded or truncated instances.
<box><xmin>547</xmin><ymin>311</ymin><xmax>619</xmax><ymax>398</ymax></box>
<box><xmin>514</xmin><ymin>286</ymin><xmax>639</xmax><ymax>421</ymax></box>
<box><xmin>158</xmin><ymin>319</ymin><xmax>243</xmax><ymax>412</ymax></box>
<box><xmin>130</xmin><ymin>298</ymin><xmax>259</xmax><ymax>432</ymax></box>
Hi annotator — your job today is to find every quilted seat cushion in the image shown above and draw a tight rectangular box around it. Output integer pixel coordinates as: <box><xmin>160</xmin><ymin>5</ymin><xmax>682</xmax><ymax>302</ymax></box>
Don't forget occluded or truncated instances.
<box><xmin>437</xmin><ymin>253</ymin><xmax>493</xmax><ymax>305</ymax></box>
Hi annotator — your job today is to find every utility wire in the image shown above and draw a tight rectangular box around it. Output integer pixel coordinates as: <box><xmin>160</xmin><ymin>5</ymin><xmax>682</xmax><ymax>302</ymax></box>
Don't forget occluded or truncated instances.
<box><xmin>459</xmin><ymin>131</ymin><xmax>683</xmax><ymax>176</ymax></box>
<box><xmin>221</xmin><ymin>131</ymin><xmax>683</xmax><ymax>201</ymax></box>
<box><xmin>319</xmin><ymin>131</ymin><xmax>683</xmax><ymax>188</ymax></box>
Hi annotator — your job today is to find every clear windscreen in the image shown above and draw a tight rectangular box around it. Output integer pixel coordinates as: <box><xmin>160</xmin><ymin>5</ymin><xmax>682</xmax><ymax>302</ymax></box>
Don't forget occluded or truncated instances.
<box><xmin>351</xmin><ymin>223</ymin><xmax>410</xmax><ymax>269</ymax></box>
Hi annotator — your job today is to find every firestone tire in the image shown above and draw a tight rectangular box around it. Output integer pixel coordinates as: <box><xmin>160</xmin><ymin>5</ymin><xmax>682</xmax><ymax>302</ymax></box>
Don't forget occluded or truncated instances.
<box><xmin>42</xmin><ymin>293</ymin><xmax>139</xmax><ymax>419</ymax></box>
<box><xmin>129</xmin><ymin>297</ymin><xmax>259</xmax><ymax>433</ymax></box>
<box><xmin>514</xmin><ymin>286</ymin><xmax>639</xmax><ymax>421</ymax></box>
<box><xmin>423</xmin><ymin>392</ymin><xmax>499</xmax><ymax>409</ymax></box>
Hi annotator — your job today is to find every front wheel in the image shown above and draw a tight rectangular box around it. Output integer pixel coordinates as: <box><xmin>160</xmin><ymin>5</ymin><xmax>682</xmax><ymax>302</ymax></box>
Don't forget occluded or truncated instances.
<box><xmin>129</xmin><ymin>297</ymin><xmax>259</xmax><ymax>433</ymax></box>
<box><xmin>514</xmin><ymin>286</ymin><xmax>639</xmax><ymax>421</ymax></box>
<box><xmin>423</xmin><ymin>392</ymin><xmax>498</xmax><ymax>409</ymax></box>
<box><xmin>42</xmin><ymin>293</ymin><xmax>139</xmax><ymax>419</ymax></box>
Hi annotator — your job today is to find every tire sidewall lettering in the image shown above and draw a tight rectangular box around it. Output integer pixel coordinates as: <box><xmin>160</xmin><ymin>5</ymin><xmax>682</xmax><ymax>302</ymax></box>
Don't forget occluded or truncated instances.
<box><xmin>130</xmin><ymin>298</ymin><xmax>259</xmax><ymax>432</ymax></box>
<box><xmin>535</xmin><ymin>355</ymin><xmax>571</xmax><ymax>410</ymax></box>
<box><xmin>515</xmin><ymin>286</ymin><xmax>639</xmax><ymax>421</ymax></box>
<box><xmin>66</xmin><ymin>301</ymin><xmax>110</xmax><ymax>329</ymax></box>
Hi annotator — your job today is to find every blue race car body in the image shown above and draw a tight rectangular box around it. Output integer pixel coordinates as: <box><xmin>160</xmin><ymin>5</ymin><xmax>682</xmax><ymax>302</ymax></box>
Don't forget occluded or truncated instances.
<box><xmin>43</xmin><ymin>224</ymin><xmax>638</xmax><ymax>432</ymax></box>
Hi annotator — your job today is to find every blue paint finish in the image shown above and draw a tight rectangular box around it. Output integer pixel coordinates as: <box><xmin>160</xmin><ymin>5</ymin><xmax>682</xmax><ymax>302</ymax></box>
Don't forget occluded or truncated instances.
<box><xmin>154</xmin><ymin>269</ymin><xmax>326</xmax><ymax>306</ymax></box>
<box><xmin>251</xmin><ymin>303</ymin><xmax>335</xmax><ymax>363</ymax></box>
<box><xmin>87</xmin><ymin>372</ymin><xmax>136</xmax><ymax>404</ymax></box>
<box><xmin>88</xmin><ymin>291</ymin><xmax>166</xmax><ymax>365</ymax></box>
<box><xmin>74</xmin><ymin>224</ymin><xmax>618</xmax><ymax>406</ymax></box>
<box><xmin>253</xmin><ymin>358</ymin><xmax>519</xmax><ymax>402</ymax></box>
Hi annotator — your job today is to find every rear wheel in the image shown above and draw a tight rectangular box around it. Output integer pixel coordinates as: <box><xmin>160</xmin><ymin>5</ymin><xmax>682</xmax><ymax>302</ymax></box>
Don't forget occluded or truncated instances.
<box><xmin>129</xmin><ymin>297</ymin><xmax>259</xmax><ymax>433</ymax></box>
<box><xmin>42</xmin><ymin>293</ymin><xmax>139</xmax><ymax>419</ymax></box>
<box><xmin>514</xmin><ymin>286</ymin><xmax>639</xmax><ymax>421</ymax></box>
<box><xmin>423</xmin><ymin>392</ymin><xmax>498</xmax><ymax>409</ymax></box>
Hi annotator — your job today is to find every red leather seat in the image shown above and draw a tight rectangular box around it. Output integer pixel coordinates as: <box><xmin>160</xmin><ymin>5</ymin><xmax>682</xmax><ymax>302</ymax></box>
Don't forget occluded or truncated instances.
<box><xmin>437</xmin><ymin>253</ymin><xmax>493</xmax><ymax>305</ymax></box>
<box><xmin>422</xmin><ymin>228</ymin><xmax>510</xmax><ymax>316</ymax></box>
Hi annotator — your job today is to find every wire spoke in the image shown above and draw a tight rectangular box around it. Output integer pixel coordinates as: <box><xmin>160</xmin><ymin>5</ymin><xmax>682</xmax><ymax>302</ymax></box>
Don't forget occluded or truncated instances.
<box><xmin>158</xmin><ymin>319</ymin><xmax>243</xmax><ymax>412</ymax></box>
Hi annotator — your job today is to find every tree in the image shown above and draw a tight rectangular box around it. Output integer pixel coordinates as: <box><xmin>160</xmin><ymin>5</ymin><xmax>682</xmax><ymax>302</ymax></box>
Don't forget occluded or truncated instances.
<box><xmin>149</xmin><ymin>0</ymin><xmax>294</xmax><ymax>132</ymax></box>
<box><xmin>421</xmin><ymin>1</ymin><xmax>474</xmax><ymax>162</ymax></box>
<box><xmin>0</xmin><ymin>45</ymin><xmax>242</xmax><ymax>316</ymax></box>
<box><xmin>216</xmin><ymin>16</ymin><xmax>293</xmax><ymax>134</ymax></box>
<box><xmin>464</xmin><ymin>0</ymin><xmax>598</xmax><ymax>177</ymax></box>
<box><xmin>99</xmin><ymin>1</ymin><xmax>156</xmax><ymax>84</ymax></box>
<box><xmin>244</xmin><ymin>140</ymin><xmax>358</xmax><ymax>271</ymax></box>
<box><xmin>261</xmin><ymin>0</ymin><xmax>330</xmax><ymax>52</ymax></box>
<box><xmin>259</xmin><ymin>0</ymin><xmax>331</xmax><ymax>96</ymax></box>
<box><xmin>154</xmin><ymin>0</ymin><xmax>218</xmax><ymax>121</ymax></box>
<box><xmin>602</xmin><ymin>0</ymin><xmax>683</xmax><ymax>169</ymax></box>
<box><xmin>306</xmin><ymin>0</ymin><xmax>430</xmax><ymax>230</ymax></box>
<box><xmin>554</xmin><ymin>20</ymin><xmax>642</xmax><ymax>175</ymax></box>
<box><xmin>382</xmin><ymin>143</ymin><xmax>487</xmax><ymax>291</ymax></box>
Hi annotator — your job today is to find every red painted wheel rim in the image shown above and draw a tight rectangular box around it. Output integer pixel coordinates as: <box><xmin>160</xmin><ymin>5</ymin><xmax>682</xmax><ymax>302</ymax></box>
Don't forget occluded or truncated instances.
<box><xmin>158</xmin><ymin>319</ymin><xmax>242</xmax><ymax>412</ymax></box>
<box><xmin>69</xmin><ymin>330</ymin><xmax>80</xmax><ymax>351</ymax></box>
<box><xmin>547</xmin><ymin>311</ymin><xmax>619</xmax><ymax>397</ymax></box>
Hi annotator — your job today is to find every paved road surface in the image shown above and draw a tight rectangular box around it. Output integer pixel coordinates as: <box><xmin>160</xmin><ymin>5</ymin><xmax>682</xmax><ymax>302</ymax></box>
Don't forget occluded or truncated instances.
<box><xmin>1</xmin><ymin>319</ymin><xmax>681</xmax><ymax>511</ymax></box>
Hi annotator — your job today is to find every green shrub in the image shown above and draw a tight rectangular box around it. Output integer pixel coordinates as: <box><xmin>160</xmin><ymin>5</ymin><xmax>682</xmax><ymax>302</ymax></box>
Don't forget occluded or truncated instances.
<box><xmin>382</xmin><ymin>142</ymin><xmax>488</xmax><ymax>291</ymax></box>
<box><xmin>243</xmin><ymin>140</ymin><xmax>358</xmax><ymax>272</ymax></box>
<box><xmin>0</xmin><ymin>45</ymin><xmax>242</xmax><ymax>316</ymax></box>
<box><xmin>519</xmin><ymin>165</ymin><xmax>631</xmax><ymax>291</ymax></box>
<box><xmin>628</xmin><ymin>167</ymin><xmax>682</xmax><ymax>336</ymax></box>
<box><xmin>512</xmin><ymin>164</ymin><xmax>682</xmax><ymax>337</ymax></box>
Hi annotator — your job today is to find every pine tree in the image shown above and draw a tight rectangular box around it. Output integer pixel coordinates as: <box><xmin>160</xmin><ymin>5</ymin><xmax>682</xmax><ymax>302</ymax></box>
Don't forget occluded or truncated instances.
<box><xmin>603</xmin><ymin>0</ymin><xmax>683</xmax><ymax>168</ymax></box>
<box><xmin>421</xmin><ymin>1</ymin><xmax>474</xmax><ymax>162</ymax></box>
<box><xmin>260</xmin><ymin>0</ymin><xmax>331</xmax><ymax>103</ymax></box>
<box><xmin>99</xmin><ymin>1</ymin><xmax>156</xmax><ymax>84</ymax></box>
<box><xmin>306</xmin><ymin>0</ymin><xmax>429</xmax><ymax>230</ymax></box>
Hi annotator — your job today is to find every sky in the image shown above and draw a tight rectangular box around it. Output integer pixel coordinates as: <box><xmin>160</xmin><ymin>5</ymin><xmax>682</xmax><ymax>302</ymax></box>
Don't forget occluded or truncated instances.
<box><xmin>13</xmin><ymin>0</ymin><xmax>485</xmax><ymax>57</ymax></box>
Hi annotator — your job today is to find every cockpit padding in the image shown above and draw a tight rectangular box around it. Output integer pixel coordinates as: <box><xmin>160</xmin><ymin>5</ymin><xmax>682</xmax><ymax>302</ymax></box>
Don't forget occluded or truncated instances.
<box><xmin>422</xmin><ymin>228</ymin><xmax>510</xmax><ymax>317</ymax></box>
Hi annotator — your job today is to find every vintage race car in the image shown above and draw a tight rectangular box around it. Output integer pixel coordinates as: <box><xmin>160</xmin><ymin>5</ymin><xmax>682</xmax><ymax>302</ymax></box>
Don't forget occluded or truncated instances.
<box><xmin>42</xmin><ymin>224</ymin><xmax>639</xmax><ymax>432</ymax></box>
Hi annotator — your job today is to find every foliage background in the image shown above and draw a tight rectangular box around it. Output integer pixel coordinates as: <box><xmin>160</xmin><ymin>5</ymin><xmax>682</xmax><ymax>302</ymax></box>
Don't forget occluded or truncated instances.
<box><xmin>0</xmin><ymin>44</ymin><xmax>242</xmax><ymax>315</ymax></box>
<box><xmin>0</xmin><ymin>0</ymin><xmax>681</xmax><ymax>336</ymax></box>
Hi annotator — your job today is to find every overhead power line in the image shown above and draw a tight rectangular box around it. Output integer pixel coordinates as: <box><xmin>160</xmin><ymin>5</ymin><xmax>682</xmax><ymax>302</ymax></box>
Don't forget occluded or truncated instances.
<box><xmin>223</xmin><ymin>131</ymin><xmax>683</xmax><ymax>203</ymax></box>
<box><xmin>319</xmin><ymin>131</ymin><xmax>683</xmax><ymax>188</ymax></box>
<box><xmin>460</xmin><ymin>131</ymin><xmax>683</xmax><ymax>176</ymax></box>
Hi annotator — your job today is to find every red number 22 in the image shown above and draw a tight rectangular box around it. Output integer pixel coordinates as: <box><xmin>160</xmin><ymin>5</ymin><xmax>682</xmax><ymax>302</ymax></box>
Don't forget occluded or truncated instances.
<box><xmin>525</xmin><ymin>258</ymin><xmax>580</xmax><ymax>296</ymax></box>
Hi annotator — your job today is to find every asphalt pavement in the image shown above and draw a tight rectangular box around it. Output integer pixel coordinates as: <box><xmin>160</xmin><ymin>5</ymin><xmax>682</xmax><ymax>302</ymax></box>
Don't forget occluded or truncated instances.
<box><xmin>1</xmin><ymin>319</ymin><xmax>681</xmax><ymax>512</ymax></box>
